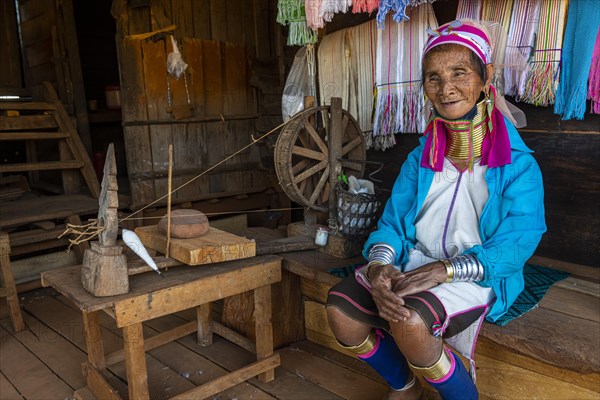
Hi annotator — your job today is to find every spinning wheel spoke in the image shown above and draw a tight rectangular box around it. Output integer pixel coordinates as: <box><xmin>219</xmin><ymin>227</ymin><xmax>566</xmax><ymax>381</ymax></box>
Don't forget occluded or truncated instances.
<box><xmin>309</xmin><ymin>165</ymin><xmax>330</xmax><ymax>204</ymax></box>
<box><xmin>293</xmin><ymin>159</ymin><xmax>328</xmax><ymax>184</ymax></box>
<box><xmin>292</xmin><ymin>145</ymin><xmax>326</xmax><ymax>161</ymax></box>
<box><xmin>342</xmin><ymin>114</ymin><xmax>349</xmax><ymax>135</ymax></box>
<box><xmin>303</xmin><ymin>120</ymin><xmax>329</xmax><ymax>155</ymax></box>
<box><xmin>341</xmin><ymin>136</ymin><xmax>363</xmax><ymax>156</ymax></box>
<box><xmin>292</xmin><ymin>159</ymin><xmax>311</xmax><ymax>174</ymax></box>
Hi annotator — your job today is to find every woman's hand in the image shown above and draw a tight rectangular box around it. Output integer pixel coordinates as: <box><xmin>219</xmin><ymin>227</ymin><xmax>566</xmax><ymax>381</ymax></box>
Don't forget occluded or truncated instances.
<box><xmin>392</xmin><ymin>261</ymin><xmax>447</xmax><ymax>298</ymax></box>
<box><xmin>368</xmin><ymin>264</ymin><xmax>411</xmax><ymax>322</ymax></box>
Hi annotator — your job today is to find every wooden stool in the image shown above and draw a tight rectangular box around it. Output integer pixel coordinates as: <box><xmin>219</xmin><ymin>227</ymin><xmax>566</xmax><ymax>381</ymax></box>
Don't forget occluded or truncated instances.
<box><xmin>0</xmin><ymin>232</ymin><xmax>25</xmax><ymax>332</ymax></box>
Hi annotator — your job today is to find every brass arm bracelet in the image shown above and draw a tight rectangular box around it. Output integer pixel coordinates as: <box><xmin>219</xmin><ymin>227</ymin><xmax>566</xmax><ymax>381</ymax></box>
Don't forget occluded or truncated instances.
<box><xmin>442</xmin><ymin>259</ymin><xmax>454</xmax><ymax>283</ymax></box>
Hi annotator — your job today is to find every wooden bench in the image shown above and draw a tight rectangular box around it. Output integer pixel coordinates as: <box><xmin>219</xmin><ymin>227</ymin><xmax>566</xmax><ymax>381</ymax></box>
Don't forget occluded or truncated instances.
<box><xmin>242</xmin><ymin>227</ymin><xmax>600</xmax><ymax>400</ymax></box>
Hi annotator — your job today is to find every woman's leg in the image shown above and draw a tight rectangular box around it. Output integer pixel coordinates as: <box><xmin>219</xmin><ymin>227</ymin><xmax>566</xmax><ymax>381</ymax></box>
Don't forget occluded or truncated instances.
<box><xmin>391</xmin><ymin>309</ymin><xmax>478</xmax><ymax>400</ymax></box>
<box><xmin>326</xmin><ymin>273</ymin><xmax>429</xmax><ymax>398</ymax></box>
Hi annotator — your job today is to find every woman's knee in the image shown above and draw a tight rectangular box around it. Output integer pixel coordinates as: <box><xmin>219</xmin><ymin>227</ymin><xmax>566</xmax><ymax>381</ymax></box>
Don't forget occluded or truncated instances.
<box><xmin>389</xmin><ymin>309</ymin><xmax>430</xmax><ymax>345</ymax></box>
<box><xmin>326</xmin><ymin>305</ymin><xmax>370</xmax><ymax>345</ymax></box>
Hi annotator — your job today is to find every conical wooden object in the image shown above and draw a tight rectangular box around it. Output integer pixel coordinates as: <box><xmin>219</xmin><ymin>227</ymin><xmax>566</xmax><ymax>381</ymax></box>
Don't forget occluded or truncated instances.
<box><xmin>81</xmin><ymin>144</ymin><xmax>129</xmax><ymax>296</ymax></box>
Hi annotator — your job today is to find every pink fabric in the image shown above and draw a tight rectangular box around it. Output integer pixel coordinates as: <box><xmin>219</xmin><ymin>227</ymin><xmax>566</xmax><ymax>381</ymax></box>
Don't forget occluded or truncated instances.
<box><xmin>588</xmin><ymin>27</ymin><xmax>600</xmax><ymax>114</ymax></box>
<box><xmin>421</xmin><ymin>86</ymin><xmax>512</xmax><ymax>172</ymax></box>
<box><xmin>424</xmin><ymin>21</ymin><xmax>492</xmax><ymax>64</ymax></box>
<box><xmin>352</xmin><ymin>0</ymin><xmax>379</xmax><ymax>14</ymax></box>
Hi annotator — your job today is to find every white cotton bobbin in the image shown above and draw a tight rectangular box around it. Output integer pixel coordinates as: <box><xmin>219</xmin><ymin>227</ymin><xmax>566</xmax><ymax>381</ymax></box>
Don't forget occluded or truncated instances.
<box><xmin>122</xmin><ymin>229</ymin><xmax>164</xmax><ymax>278</ymax></box>
<box><xmin>315</xmin><ymin>226</ymin><xmax>330</xmax><ymax>247</ymax></box>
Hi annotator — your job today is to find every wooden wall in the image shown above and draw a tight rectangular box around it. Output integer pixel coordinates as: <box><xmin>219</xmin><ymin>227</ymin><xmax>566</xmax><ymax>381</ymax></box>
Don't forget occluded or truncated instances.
<box><xmin>0</xmin><ymin>0</ymin><xmax>22</xmax><ymax>90</ymax></box>
<box><xmin>112</xmin><ymin>0</ymin><xmax>284</xmax><ymax>209</ymax></box>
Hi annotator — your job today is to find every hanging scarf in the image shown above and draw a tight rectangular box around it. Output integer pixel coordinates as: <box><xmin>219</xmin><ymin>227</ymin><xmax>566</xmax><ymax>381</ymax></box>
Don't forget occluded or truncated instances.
<box><xmin>318</xmin><ymin>28</ymin><xmax>351</xmax><ymax>109</ymax></box>
<box><xmin>504</xmin><ymin>0</ymin><xmax>541</xmax><ymax>97</ymax></box>
<box><xmin>277</xmin><ymin>0</ymin><xmax>318</xmax><ymax>46</ymax></box>
<box><xmin>554</xmin><ymin>0</ymin><xmax>600</xmax><ymax>120</ymax></box>
<box><xmin>456</xmin><ymin>0</ymin><xmax>482</xmax><ymax>19</ymax></box>
<box><xmin>421</xmin><ymin>86</ymin><xmax>511</xmax><ymax>172</ymax></box>
<box><xmin>481</xmin><ymin>0</ymin><xmax>515</xmax><ymax>96</ymax></box>
<box><xmin>353</xmin><ymin>0</ymin><xmax>380</xmax><ymax>14</ymax></box>
<box><xmin>376</xmin><ymin>0</ymin><xmax>434</xmax><ymax>29</ymax></box>
<box><xmin>520</xmin><ymin>0</ymin><xmax>568</xmax><ymax>106</ymax></box>
<box><xmin>320</xmin><ymin>0</ymin><xmax>353</xmax><ymax>23</ymax></box>
<box><xmin>305</xmin><ymin>0</ymin><xmax>324</xmax><ymax>31</ymax></box>
<box><xmin>588</xmin><ymin>28</ymin><xmax>600</xmax><ymax>115</ymax></box>
<box><xmin>348</xmin><ymin>19</ymin><xmax>378</xmax><ymax>136</ymax></box>
<box><xmin>372</xmin><ymin>4</ymin><xmax>437</xmax><ymax>151</ymax></box>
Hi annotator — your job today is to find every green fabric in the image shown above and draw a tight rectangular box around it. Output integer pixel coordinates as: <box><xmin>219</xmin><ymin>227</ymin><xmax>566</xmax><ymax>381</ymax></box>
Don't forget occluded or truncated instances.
<box><xmin>327</xmin><ymin>263</ymin><xmax>569</xmax><ymax>326</ymax></box>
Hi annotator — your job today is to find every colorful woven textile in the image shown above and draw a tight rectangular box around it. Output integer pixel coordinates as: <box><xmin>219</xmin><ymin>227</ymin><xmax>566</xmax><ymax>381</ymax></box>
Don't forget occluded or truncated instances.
<box><xmin>589</xmin><ymin>28</ymin><xmax>600</xmax><ymax>114</ymax></box>
<box><xmin>493</xmin><ymin>264</ymin><xmax>569</xmax><ymax>326</ymax></box>
<box><xmin>277</xmin><ymin>0</ymin><xmax>318</xmax><ymax>46</ymax></box>
<box><xmin>372</xmin><ymin>4</ymin><xmax>437</xmax><ymax>150</ymax></box>
<box><xmin>481</xmin><ymin>0</ymin><xmax>515</xmax><ymax>95</ymax></box>
<box><xmin>520</xmin><ymin>0</ymin><xmax>568</xmax><ymax>106</ymax></box>
<box><xmin>554</xmin><ymin>0</ymin><xmax>600</xmax><ymax>120</ymax></box>
<box><xmin>504</xmin><ymin>0</ymin><xmax>542</xmax><ymax>97</ymax></box>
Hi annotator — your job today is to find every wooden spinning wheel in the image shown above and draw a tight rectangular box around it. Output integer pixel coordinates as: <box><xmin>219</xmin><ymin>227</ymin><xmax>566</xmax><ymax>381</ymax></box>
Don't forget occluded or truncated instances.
<box><xmin>275</xmin><ymin>105</ymin><xmax>366</xmax><ymax>212</ymax></box>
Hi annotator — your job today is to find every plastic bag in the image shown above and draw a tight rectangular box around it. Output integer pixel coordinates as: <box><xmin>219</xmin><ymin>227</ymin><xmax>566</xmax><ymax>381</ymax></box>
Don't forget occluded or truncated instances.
<box><xmin>282</xmin><ymin>46</ymin><xmax>315</xmax><ymax>121</ymax></box>
<box><xmin>167</xmin><ymin>36</ymin><xmax>188</xmax><ymax>79</ymax></box>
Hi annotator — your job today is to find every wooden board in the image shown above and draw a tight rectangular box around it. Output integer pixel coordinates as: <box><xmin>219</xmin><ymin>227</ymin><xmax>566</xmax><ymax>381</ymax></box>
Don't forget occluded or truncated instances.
<box><xmin>135</xmin><ymin>225</ymin><xmax>255</xmax><ymax>266</ymax></box>
<box><xmin>0</xmin><ymin>194</ymin><xmax>98</xmax><ymax>229</ymax></box>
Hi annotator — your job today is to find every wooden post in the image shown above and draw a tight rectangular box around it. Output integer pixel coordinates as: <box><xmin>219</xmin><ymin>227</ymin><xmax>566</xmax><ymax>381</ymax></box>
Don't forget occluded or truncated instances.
<box><xmin>254</xmin><ymin>285</ymin><xmax>275</xmax><ymax>382</ymax></box>
<box><xmin>166</xmin><ymin>144</ymin><xmax>173</xmax><ymax>258</ymax></box>
<box><xmin>123</xmin><ymin>323</ymin><xmax>150</xmax><ymax>400</ymax></box>
<box><xmin>197</xmin><ymin>303</ymin><xmax>213</xmax><ymax>346</ymax></box>
<box><xmin>328</xmin><ymin>98</ymin><xmax>343</xmax><ymax>229</ymax></box>
<box><xmin>0</xmin><ymin>232</ymin><xmax>25</xmax><ymax>332</ymax></box>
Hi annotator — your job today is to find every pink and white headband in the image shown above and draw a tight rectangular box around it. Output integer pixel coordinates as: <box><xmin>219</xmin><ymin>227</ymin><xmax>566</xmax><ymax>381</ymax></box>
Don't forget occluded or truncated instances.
<box><xmin>424</xmin><ymin>20</ymin><xmax>493</xmax><ymax>65</ymax></box>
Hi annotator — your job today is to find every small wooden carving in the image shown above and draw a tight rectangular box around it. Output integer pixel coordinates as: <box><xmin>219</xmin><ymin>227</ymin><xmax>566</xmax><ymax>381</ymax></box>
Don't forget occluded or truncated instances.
<box><xmin>81</xmin><ymin>144</ymin><xmax>129</xmax><ymax>296</ymax></box>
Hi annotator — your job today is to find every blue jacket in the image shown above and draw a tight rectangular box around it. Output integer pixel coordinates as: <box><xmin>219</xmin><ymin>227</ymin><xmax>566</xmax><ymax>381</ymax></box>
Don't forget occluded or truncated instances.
<box><xmin>364</xmin><ymin>117</ymin><xmax>547</xmax><ymax>322</ymax></box>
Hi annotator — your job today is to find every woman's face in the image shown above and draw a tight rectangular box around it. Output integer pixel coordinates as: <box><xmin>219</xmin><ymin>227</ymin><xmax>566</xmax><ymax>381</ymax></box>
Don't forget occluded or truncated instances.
<box><xmin>423</xmin><ymin>45</ymin><xmax>492</xmax><ymax>120</ymax></box>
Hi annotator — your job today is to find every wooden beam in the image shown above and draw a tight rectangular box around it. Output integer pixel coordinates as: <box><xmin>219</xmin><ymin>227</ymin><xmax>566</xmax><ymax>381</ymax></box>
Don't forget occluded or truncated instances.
<box><xmin>0</xmin><ymin>115</ymin><xmax>57</xmax><ymax>130</ymax></box>
<box><xmin>114</xmin><ymin>259</ymin><xmax>281</xmax><ymax>327</ymax></box>
<box><xmin>0</xmin><ymin>131</ymin><xmax>68</xmax><ymax>140</ymax></box>
<box><xmin>170</xmin><ymin>354</ymin><xmax>280</xmax><ymax>400</ymax></box>
<box><xmin>0</xmin><ymin>160</ymin><xmax>84</xmax><ymax>173</ymax></box>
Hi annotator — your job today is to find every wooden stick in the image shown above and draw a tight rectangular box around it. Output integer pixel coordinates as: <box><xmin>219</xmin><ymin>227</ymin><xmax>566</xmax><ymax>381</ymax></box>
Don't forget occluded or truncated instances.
<box><xmin>166</xmin><ymin>144</ymin><xmax>173</xmax><ymax>259</ymax></box>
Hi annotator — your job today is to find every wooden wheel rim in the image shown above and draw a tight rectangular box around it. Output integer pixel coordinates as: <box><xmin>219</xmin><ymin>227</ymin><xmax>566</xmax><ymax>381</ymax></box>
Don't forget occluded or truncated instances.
<box><xmin>275</xmin><ymin>106</ymin><xmax>366</xmax><ymax>212</ymax></box>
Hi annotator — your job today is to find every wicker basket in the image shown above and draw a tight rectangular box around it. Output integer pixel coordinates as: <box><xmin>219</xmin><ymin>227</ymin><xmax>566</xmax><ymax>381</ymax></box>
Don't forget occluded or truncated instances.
<box><xmin>336</xmin><ymin>184</ymin><xmax>382</xmax><ymax>239</ymax></box>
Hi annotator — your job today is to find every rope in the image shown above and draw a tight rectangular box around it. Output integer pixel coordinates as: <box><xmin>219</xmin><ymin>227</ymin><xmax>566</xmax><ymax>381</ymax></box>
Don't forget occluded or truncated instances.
<box><xmin>58</xmin><ymin>220</ymin><xmax>104</xmax><ymax>251</ymax></box>
<box><xmin>119</xmin><ymin>207</ymin><xmax>305</xmax><ymax>222</ymax></box>
<box><xmin>119</xmin><ymin>118</ymin><xmax>290</xmax><ymax>224</ymax></box>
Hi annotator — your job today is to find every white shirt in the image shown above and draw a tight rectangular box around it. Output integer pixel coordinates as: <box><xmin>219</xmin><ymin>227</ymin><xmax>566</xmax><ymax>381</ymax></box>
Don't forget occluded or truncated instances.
<box><xmin>411</xmin><ymin>157</ymin><xmax>489</xmax><ymax>266</ymax></box>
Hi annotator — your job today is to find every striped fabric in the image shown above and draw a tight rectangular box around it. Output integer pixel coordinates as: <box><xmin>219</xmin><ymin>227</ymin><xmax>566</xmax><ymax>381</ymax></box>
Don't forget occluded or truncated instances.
<box><xmin>480</xmin><ymin>0</ymin><xmax>515</xmax><ymax>95</ymax></box>
<box><xmin>456</xmin><ymin>0</ymin><xmax>483</xmax><ymax>19</ymax></box>
<box><xmin>504</xmin><ymin>0</ymin><xmax>542</xmax><ymax>97</ymax></box>
<box><xmin>520</xmin><ymin>0</ymin><xmax>569</xmax><ymax>106</ymax></box>
<box><xmin>372</xmin><ymin>4</ymin><xmax>437</xmax><ymax>150</ymax></box>
<box><xmin>348</xmin><ymin>19</ymin><xmax>379</xmax><ymax>135</ymax></box>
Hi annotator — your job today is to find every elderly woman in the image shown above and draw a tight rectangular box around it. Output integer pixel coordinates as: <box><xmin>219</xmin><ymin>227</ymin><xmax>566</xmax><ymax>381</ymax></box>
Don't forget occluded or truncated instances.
<box><xmin>326</xmin><ymin>20</ymin><xmax>546</xmax><ymax>400</ymax></box>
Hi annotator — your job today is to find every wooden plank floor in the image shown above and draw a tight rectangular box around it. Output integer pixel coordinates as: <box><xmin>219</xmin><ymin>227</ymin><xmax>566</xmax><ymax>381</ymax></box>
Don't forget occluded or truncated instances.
<box><xmin>0</xmin><ymin>288</ymin><xmax>391</xmax><ymax>400</ymax></box>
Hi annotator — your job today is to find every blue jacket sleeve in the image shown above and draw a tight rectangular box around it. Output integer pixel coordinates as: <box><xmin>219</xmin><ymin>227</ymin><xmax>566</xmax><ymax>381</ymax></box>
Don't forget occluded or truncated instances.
<box><xmin>362</xmin><ymin>147</ymin><xmax>421</xmax><ymax>265</ymax></box>
<box><xmin>466</xmin><ymin>153</ymin><xmax>547</xmax><ymax>287</ymax></box>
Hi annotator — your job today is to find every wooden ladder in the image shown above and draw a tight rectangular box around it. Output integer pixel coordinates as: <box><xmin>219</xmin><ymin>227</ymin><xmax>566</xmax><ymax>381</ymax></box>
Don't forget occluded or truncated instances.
<box><xmin>0</xmin><ymin>82</ymin><xmax>100</xmax><ymax>198</ymax></box>
<box><xmin>0</xmin><ymin>232</ymin><xmax>24</xmax><ymax>332</ymax></box>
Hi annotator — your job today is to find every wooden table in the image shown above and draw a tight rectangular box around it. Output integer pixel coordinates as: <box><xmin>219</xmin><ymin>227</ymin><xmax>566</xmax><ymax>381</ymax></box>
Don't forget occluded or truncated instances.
<box><xmin>41</xmin><ymin>254</ymin><xmax>282</xmax><ymax>400</ymax></box>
